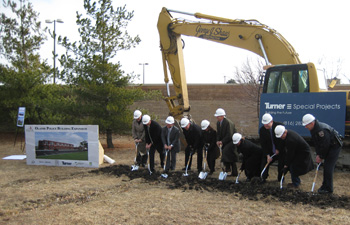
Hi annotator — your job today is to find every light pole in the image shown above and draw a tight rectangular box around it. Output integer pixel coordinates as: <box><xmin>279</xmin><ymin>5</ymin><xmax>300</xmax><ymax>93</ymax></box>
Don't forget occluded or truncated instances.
<box><xmin>139</xmin><ymin>63</ymin><xmax>149</xmax><ymax>84</ymax></box>
<box><xmin>45</xmin><ymin>19</ymin><xmax>64</xmax><ymax>84</ymax></box>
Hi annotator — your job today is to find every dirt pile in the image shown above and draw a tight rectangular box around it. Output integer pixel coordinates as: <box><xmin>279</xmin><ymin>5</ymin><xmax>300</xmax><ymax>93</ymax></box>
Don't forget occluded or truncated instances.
<box><xmin>92</xmin><ymin>165</ymin><xmax>350</xmax><ymax>210</ymax></box>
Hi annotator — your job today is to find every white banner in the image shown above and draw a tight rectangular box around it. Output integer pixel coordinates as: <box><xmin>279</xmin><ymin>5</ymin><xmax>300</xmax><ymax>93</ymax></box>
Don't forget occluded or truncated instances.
<box><xmin>25</xmin><ymin>125</ymin><xmax>102</xmax><ymax>168</ymax></box>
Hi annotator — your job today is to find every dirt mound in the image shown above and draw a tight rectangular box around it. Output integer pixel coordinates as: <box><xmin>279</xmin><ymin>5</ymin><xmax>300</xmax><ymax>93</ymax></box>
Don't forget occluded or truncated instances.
<box><xmin>92</xmin><ymin>165</ymin><xmax>350</xmax><ymax>210</ymax></box>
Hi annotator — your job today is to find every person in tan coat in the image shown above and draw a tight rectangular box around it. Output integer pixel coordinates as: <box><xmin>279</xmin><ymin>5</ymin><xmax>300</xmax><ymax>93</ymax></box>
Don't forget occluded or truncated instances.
<box><xmin>132</xmin><ymin>110</ymin><xmax>147</xmax><ymax>166</ymax></box>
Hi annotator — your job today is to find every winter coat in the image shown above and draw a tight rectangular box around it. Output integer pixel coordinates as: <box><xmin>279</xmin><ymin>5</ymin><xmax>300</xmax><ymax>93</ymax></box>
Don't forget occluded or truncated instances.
<box><xmin>282</xmin><ymin>129</ymin><xmax>314</xmax><ymax>176</ymax></box>
<box><xmin>202</xmin><ymin>127</ymin><xmax>220</xmax><ymax>159</ymax></box>
<box><xmin>144</xmin><ymin>120</ymin><xmax>163</xmax><ymax>152</ymax></box>
<box><xmin>237</xmin><ymin>139</ymin><xmax>263</xmax><ymax>175</ymax></box>
<box><xmin>217</xmin><ymin>117</ymin><xmax>238</xmax><ymax>162</ymax></box>
<box><xmin>182</xmin><ymin>123</ymin><xmax>204</xmax><ymax>153</ymax></box>
<box><xmin>132</xmin><ymin>118</ymin><xmax>146</xmax><ymax>154</ymax></box>
<box><xmin>259</xmin><ymin>121</ymin><xmax>285</xmax><ymax>156</ymax></box>
<box><xmin>310</xmin><ymin>120</ymin><xmax>343</xmax><ymax>159</ymax></box>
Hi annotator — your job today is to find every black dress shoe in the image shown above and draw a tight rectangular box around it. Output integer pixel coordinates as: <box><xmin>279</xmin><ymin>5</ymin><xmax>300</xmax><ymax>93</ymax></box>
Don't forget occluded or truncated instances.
<box><xmin>318</xmin><ymin>188</ymin><xmax>332</xmax><ymax>194</ymax></box>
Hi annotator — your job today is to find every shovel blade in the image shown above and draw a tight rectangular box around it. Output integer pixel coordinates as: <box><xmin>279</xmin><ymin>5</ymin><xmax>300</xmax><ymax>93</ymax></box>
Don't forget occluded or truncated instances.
<box><xmin>218</xmin><ymin>171</ymin><xmax>227</xmax><ymax>180</ymax></box>
<box><xmin>182</xmin><ymin>173</ymin><xmax>189</xmax><ymax>177</ymax></box>
<box><xmin>131</xmin><ymin>165</ymin><xmax>139</xmax><ymax>171</ymax></box>
<box><xmin>161</xmin><ymin>173</ymin><xmax>168</xmax><ymax>178</ymax></box>
<box><xmin>198</xmin><ymin>171</ymin><xmax>208</xmax><ymax>180</ymax></box>
<box><xmin>280</xmin><ymin>176</ymin><xmax>284</xmax><ymax>189</ymax></box>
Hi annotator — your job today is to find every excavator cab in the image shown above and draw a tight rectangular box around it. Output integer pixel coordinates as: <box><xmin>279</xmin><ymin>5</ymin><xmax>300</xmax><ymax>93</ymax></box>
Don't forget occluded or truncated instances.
<box><xmin>263</xmin><ymin>64</ymin><xmax>310</xmax><ymax>94</ymax></box>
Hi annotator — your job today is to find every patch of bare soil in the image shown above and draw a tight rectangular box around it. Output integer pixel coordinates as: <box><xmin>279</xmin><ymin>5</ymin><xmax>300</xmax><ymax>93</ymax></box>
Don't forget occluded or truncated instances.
<box><xmin>93</xmin><ymin>165</ymin><xmax>350</xmax><ymax>210</ymax></box>
<box><xmin>1</xmin><ymin>133</ymin><xmax>350</xmax><ymax>224</ymax></box>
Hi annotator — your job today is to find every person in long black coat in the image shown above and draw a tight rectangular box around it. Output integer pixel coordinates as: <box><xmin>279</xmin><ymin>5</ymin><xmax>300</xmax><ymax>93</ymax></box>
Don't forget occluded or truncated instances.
<box><xmin>201</xmin><ymin>120</ymin><xmax>220</xmax><ymax>174</ymax></box>
<box><xmin>181</xmin><ymin>118</ymin><xmax>204</xmax><ymax>173</ymax></box>
<box><xmin>275</xmin><ymin>125</ymin><xmax>314</xmax><ymax>188</ymax></box>
<box><xmin>215</xmin><ymin>108</ymin><xmax>238</xmax><ymax>176</ymax></box>
<box><xmin>259</xmin><ymin>113</ymin><xmax>285</xmax><ymax>182</ymax></box>
<box><xmin>232</xmin><ymin>133</ymin><xmax>263</xmax><ymax>181</ymax></box>
<box><xmin>142</xmin><ymin>115</ymin><xmax>164</xmax><ymax>172</ymax></box>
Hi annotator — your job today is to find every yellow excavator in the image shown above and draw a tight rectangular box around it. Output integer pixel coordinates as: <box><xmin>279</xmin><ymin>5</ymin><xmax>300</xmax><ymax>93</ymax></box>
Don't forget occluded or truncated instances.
<box><xmin>157</xmin><ymin>7</ymin><xmax>350</xmax><ymax>132</ymax></box>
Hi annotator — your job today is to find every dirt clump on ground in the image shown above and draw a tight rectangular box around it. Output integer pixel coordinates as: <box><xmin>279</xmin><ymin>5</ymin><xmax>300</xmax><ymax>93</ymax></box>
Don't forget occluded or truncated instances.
<box><xmin>1</xmin><ymin>133</ymin><xmax>350</xmax><ymax>224</ymax></box>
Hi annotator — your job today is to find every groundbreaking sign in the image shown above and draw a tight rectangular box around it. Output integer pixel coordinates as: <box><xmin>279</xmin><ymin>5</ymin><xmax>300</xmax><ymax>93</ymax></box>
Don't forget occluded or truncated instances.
<box><xmin>25</xmin><ymin>125</ymin><xmax>103</xmax><ymax>168</ymax></box>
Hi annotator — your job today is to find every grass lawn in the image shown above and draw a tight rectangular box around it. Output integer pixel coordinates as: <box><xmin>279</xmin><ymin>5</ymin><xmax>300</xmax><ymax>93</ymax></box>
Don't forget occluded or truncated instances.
<box><xmin>36</xmin><ymin>151</ymin><xmax>88</xmax><ymax>160</ymax></box>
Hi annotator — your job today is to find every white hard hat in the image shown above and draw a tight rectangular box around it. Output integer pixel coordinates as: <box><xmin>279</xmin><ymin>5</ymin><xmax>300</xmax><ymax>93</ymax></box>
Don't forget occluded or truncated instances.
<box><xmin>275</xmin><ymin>125</ymin><xmax>286</xmax><ymax>138</ymax></box>
<box><xmin>214</xmin><ymin>108</ymin><xmax>226</xmax><ymax>117</ymax></box>
<box><xmin>180</xmin><ymin>118</ymin><xmax>190</xmax><ymax>128</ymax></box>
<box><xmin>201</xmin><ymin>120</ymin><xmax>210</xmax><ymax>130</ymax></box>
<box><xmin>232</xmin><ymin>133</ymin><xmax>242</xmax><ymax>144</ymax></box>
<box><xmin>133</xmin><ymin>110</ymin><xmax>142</xmax><ymax>119</ymax></box>
<box><xmin>302</xmin><ymin>114</ymin><xmax>315</xmax><ymax>126</ymax></box>
<box><xmin>142</xmin><ymin>114</ymin><xmax>151</xmax><ymax>125</ymax></box>
<box><xmin>262</xmin><ymin>113</ymin><xmax>273</xmax><ymax>125</ymax></box>
<box><xmin>165</xmin><ymin>116</ymin><xmax>175</xmax><ymax>124</ymax></box>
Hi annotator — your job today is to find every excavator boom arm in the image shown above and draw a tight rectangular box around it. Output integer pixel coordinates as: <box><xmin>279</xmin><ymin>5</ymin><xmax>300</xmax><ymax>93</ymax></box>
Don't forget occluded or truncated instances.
<box><xmin>157</xmin><ymin>7</ymin><xmax>301</xmax><ymax>119</ymax></box>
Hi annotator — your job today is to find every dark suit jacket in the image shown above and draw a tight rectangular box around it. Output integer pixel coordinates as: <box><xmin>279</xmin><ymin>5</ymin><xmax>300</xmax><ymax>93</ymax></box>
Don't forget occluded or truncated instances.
<box><xmin>216</xmin><ymin>117</ymin><xmax>236</xmax><ymax>146</ymax></box>
<box><xmin>144</xmin><ymin>120</ymin><xmax>163</xmax><ymax>151</ymax></box>
<box><xmin>259</xmin><ymin>121</ymin><xmax>284</xmax><ymax>156</ymax></box>
<box><xmin>282</xmin><ymin>129</ymin><xmax>314</xmax><ymax>176</ymax></box>
<box><xmin>182</xmin><ymin>123</ymin><xmax>203</xmax><ymax>151</ymax></box>
<box><xmin>161</xmin><ymin>126</ymin><xmax>180</xmax><ymax>153</ymax></box>
<box><xmin>237</xmin><ymin>139</ymin><xmax>263</xmax><ymax>170</ymax></box>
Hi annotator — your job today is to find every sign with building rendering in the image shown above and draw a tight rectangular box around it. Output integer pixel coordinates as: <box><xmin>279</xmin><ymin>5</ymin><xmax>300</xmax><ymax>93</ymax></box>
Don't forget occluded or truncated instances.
<box><xmin>25</xmin><ymin>125</ymin><xmax>103</xmax><ymax>167</ymax></box>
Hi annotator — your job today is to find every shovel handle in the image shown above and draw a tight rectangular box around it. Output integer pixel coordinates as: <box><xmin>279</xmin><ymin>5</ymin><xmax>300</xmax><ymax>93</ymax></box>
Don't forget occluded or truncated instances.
<box><xmin>311</xmin><ymin>163</ymin><xmax>321</xmax><ymax>192</ymax></box>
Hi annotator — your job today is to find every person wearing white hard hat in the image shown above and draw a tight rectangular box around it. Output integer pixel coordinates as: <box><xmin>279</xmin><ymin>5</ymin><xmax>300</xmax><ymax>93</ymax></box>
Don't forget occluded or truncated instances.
<box><xmin>215</xmin><ymin>108</ymin><xmax>239</xmax><ymax>176</ymax></box>
<box><xmin>201</xmin><ymin>120</ymin><xmax>220</xmax><ymax>175</ymax></box>
<box><xmin>259</xmin><ymin>113</ymin><xmax>285</xmax><ymax>183</ymax></box>
<box><xmin>232</xmin><ymin>133</ymin><xmax>264</xmax><ymax>182</ymax></box>
<box><xmin>275</xmin><ymin>125</ymin><xmax>314</xmax><ymax>188</ymax></box>
<box><xmin>143</xmin><ymin>115</ymin><xmax>164</xmax><ymax>172</ymax></box>
<box><xmin>132</xmin><ymin>110</ymin><xmax>147</xmax><ymax>166</ymax></box>
<box><xmin>180</xmin><ymin>118</ymin><xmax>204</xmax><ymax>173</ymax></box>
<box><xmin>303</xmin><ymin>114</ymin><xmax>343</xmax><ymax>194</ymax></box>
<box><xmin>161</xmin><ymin>116</ymin><xmax>180</xmax><ymax>173</ymax></box>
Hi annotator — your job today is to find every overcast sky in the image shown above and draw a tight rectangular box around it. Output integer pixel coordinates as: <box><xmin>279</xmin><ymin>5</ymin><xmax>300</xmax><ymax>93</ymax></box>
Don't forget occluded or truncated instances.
<box><xmin>11</xmin><ymin>0</ymin><xmax>350</xmax><ymax>84</ymax></box>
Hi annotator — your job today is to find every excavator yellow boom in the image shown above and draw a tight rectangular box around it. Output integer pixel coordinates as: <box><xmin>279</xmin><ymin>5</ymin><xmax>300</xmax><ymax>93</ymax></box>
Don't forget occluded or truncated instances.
<box><xmin>157</xmin><ymin>7</ymin><xmax>301</xmax><ymax>119</ymax></box>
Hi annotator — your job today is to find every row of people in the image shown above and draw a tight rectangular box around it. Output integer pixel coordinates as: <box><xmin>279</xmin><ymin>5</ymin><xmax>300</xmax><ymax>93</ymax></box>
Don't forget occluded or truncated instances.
<box><xmin>132</xmin><ymin>108</ymin><xmax>342</xmax><ymax>194</ymax></box>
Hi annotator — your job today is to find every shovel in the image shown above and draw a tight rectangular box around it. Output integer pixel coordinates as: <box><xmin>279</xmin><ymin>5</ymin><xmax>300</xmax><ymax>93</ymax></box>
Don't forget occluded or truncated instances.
<box><xmin>198</xmin><ymin>147</ymin><xmax>208</xmax><ymax>180</ymax></box>
<box><xmin>147</xmin><ymin>148</ymin><xmax>152</xmax><ymax>175</ymax></box>
<box><xmin>161</xmin><ymin>150</ymin><xmax>168</xmax><ymax>178</ymax></box>
<box><xmin>131</xmin><ymin>142</ymin><xmax>139</xmax><ymax>171</ymax></box>
<box><xmin>183</xmin><ymin>152</ymin><xmax>192</xmax><ymax>177</ymax></box>
<box><xmin>311</xmin><ymin>162</ymin><xmax>322</xmax><ymax>193</ymax></box>
<box><xmin>280</xmin><ymin>169</ymin><xmax>287</xmax><ymax>189</ymax></box>
<box><xmin>218</xmin><ymin>145</ymin><xmax>227</xmax><ymax>180</ymax></box>
<box><xmin>235</xmin><ymin>170</ymin><xmax>243</xmax><ymax>184</ymax></box>
<box><xmin>260</xmin><ymin>153</ymin><xmax>276</xmax><ymax>179</ymax></box>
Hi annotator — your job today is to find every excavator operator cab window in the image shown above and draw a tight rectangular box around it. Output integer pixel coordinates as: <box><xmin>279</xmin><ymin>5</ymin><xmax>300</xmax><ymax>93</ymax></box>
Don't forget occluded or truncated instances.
<box><xmin>263</xmin><ymin>64</ymin><xmax>310</xmax><ymax>94</ymax></box>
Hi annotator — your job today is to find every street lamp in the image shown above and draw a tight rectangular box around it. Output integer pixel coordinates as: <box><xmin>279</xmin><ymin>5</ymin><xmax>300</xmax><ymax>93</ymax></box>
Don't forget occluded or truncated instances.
<box><xmin>139</xmin><ymin>63</ymin><xmax>149</xmax><ymax>84</ymax></box>
<box><xmin>45</xmin><ymin>19</ymin><xmax>64</xmax><ymax>84</ymax></box>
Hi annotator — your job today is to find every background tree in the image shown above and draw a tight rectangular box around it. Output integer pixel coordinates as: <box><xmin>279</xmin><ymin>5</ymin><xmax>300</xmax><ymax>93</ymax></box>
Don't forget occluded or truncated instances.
<box><xmin>232</xmin><ymin>57</ymin><xmax>265</xmax><ymax>118</ymax></box>
<box><xmin>317</xmin><ymin>56</ymin><xmax>345</xmax><ymax>85</ymax></box>
<box><xmin>0</xmin><ymin>0</ymin><xmax>54</xmax><ymax>129</ymax></box>
<box><xmin>58</xmin><ymin>0</ymin><xmax>152</xmax><ymax>148</ymax></box>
